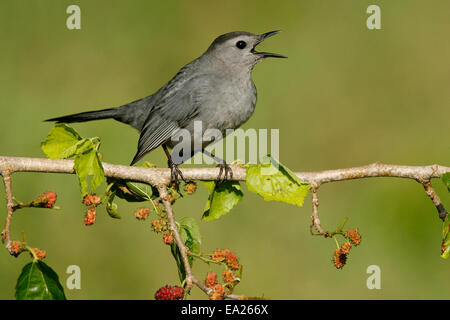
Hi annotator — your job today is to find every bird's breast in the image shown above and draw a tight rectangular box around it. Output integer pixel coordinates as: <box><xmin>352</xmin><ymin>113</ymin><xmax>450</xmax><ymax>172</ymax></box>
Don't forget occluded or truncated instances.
<box><xmin>210</xmin><ymin>77</ymin><xmax>257</xmax><ymax>131</ymax></box>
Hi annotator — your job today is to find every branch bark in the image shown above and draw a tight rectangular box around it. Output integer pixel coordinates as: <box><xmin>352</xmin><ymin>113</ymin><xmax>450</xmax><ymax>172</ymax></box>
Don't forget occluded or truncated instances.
<box><xmin>1</xmin><ymin>157</ymin><xmax>448</xmax><ymax>185</ymax></box>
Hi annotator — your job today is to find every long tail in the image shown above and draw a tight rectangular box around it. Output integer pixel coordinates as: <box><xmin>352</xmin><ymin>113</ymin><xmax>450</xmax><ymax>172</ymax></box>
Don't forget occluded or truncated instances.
<box><xmin>45</xmin><ymin>108</ymin><xmax>120</xmax><ymax>123</ymax></box>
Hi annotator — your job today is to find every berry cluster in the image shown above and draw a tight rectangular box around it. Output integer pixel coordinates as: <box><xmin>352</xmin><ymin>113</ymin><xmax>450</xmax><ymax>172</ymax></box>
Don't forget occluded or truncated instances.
<box><xmin>347</xmin><ymin>228</ymin><xmax>361</xmax><ymax>246</ymax></box>
<box><xmin>201</xmin><ymin>249</ymin><xmax>242</xmax><ymax>300</ymax></box>
<box><xmin>83</xmin><ymin>194</ymin><xmax>101</xmax><ymax>207</ymax></box>
<box><xmin>82</xmin><ymin>194</ymin><xmax>101</xmax><ymax>226</ymax></box>
<box><xmin>134</xmin><ymin>207</ymin><xmax>150</xmax><ymax>220</ymax></box>
<box><xmin>31</xmin><ymin>248</ymin><xmax>47</xmax><ymax>260</ymax></box>
<box><xmin>212</xmin><ymin>248</ymin><xmax>240</xmax><ymax>270</ymax></box>
<box><xmin>332</xmin><ymin>228</ymin><xmax>362</xmax><ymax>269</ymax></box>
<box><xmin>32</xmin><ymin>191</ymin><xmax>57</xmax><ymax>208</ymax></box>
<box><xmin>154</xmin><ymin>285</ymin><xmax>184</xmax><ymax>300</ymax></box>
<box><xmin>151</xmin><ymin>219</ymin><xmax>168</xmax><ymax>233</ymax></box>
<box><xmin>10</xmin><ymin>241</ymin><xmax>23</xmax><ymax>257</ymax></box>
<box><xmin>84</xmin><ymin>207</ymin><xmax>96</xmax><ymax>226</ymax></box>
<box><xmin>183</xmin><ymin>181</ymin><xmax>197</xmax><ymax>195</ymax></box>
<box><xmin>9</xmin><ymin>240</ymin><xmax>46</xmax><ymax>260</ymax></box>
<box><xmin>163</xmin><ymin>232</ymin><xmax>174</xmax><ymax>245</ymax></box>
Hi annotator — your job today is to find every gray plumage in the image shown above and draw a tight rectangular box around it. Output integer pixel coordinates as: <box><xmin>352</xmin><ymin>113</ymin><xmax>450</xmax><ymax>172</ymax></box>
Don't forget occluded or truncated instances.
<box><xmin>46</xmin><ymin>30</ymin><xmax>286</xmax><ymax>168</ymax></box>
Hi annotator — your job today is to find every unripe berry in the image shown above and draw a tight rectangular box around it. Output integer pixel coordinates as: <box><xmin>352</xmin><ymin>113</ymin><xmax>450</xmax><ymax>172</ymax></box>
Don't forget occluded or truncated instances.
<box><xmin>151</xmin><ymin>219</ymin><xmax>167</xmax><ymax>233</ymax></box>
<box><xmin>184</xmin><ymin>181</ymin><xmax>197</xmax><ymax>195</ymax></box>
<box><xmin>134</xmin><ymin>207</ymin><xmax>150</xmax><ymax>220</ymax></box>
<box><xmin>31</xmin><ymin>248</ymin><xmax>46</xmax><ymax>260</ymax></box>
<box><xmin>333</xmin><ymin>248</ymin><xmax>347</xmax><ymax>269</ymax></box>
<box><xmin>10</xmin><ymin>241</ymin><xmax>22</xmax><ymax>256</ymax></box>
<box><xmin>347</xmin><ymin>229</ymin><xmax>362</xmax><ymax>246</ymax></box>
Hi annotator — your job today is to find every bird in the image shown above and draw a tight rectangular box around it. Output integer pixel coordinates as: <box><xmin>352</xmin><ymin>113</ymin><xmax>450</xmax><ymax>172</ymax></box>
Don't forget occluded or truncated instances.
<box><xmin>46</xmin><ymin>30</ymin><xmax>286</xmax><ymax>187</ymax></box>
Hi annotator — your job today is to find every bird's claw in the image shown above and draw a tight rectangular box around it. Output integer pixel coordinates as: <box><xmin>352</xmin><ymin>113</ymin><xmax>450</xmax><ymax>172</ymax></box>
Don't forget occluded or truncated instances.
<box><xmin>216</xmin><ymin>162</ymin><xmax>233</xmax><ymax>184</ymax></box>
<box><xmin>168</xmin><ymin>160</ymin><xmax>186</xmax><ymax>195</ymax></box>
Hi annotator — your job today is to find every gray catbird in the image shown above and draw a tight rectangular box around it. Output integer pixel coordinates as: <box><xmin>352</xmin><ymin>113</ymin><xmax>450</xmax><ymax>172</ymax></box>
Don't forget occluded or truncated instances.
<box><xmin>46</xmin><ymin>30</ymin><xmax>286</xmax><ymax>185</ymax></box>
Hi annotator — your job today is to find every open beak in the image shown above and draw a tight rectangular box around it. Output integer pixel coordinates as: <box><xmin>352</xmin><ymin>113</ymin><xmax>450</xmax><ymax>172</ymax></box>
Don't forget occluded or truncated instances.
<box><xmin>252</xmin><ymin>30</ymin><xmax>287</xmax><ymax>59</ymax></box>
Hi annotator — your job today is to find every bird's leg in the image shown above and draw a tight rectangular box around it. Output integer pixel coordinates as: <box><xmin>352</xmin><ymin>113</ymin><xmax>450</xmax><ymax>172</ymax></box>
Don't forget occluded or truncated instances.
<box><xmin>202</xmin><ymin>150</ymin><xmax>233</xmax><ymax>184</ymax></box>
<box><xmin>162</xmin><ymin>144</ymin><xmax>185</xmax><ymax>192</ymax></box>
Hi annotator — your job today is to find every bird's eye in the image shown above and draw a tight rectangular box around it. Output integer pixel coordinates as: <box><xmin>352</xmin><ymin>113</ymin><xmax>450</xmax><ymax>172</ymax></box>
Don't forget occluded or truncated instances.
<box><xmin>236</xmin><ymin>40</ymin><xmax>247</xmax><ymax>49</ymax></box>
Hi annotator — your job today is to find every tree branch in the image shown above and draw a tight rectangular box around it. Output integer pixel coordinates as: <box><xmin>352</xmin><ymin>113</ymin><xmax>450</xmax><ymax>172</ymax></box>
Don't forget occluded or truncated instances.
<box><xmin>0</xmin><ymin>155</ymin><xmax>449</xmax><ymax>298</ymax></box>
<box><xmin>0</xmin><ymin>157</ymin><xmax>448</xmax><ymax>185</ymax></box>
<box><xmin>157</xmin><ymin>185</ymin><xmax>195</xmax><ymax>291</ymax></box>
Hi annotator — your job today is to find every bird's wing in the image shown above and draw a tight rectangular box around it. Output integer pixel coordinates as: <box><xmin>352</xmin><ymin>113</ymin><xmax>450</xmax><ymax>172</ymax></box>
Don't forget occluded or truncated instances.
<box><xmin>130</xmin><ymin>74</ymin><xmax>213</xmax><ymax>165</ymax></box>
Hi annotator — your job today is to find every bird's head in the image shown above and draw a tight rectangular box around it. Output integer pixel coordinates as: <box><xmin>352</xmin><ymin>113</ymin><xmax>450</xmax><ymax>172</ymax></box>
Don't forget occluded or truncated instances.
<box><xmin>205</xmin><ymin>31</ymin><xmax>286</xmax><ymax>70</ymax></box>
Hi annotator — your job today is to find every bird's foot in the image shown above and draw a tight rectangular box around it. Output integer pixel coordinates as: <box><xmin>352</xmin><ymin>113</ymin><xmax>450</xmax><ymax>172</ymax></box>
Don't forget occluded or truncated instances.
<box><xmin>168</xmin><ymin>160</ymin><xmax>186</xmax><ymax>194</ymax></box>
<box><xmin>217</xmin><ymin>162</ymin><xmax>233</xmax><ymax>184</ymax></box>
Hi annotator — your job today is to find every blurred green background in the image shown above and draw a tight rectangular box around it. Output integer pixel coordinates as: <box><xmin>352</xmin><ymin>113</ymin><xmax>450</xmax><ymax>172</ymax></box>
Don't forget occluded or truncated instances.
<box><xmin>0</xmin><ymin>0</ymin><xmax>449</xmax><ymax>300</ymax></box>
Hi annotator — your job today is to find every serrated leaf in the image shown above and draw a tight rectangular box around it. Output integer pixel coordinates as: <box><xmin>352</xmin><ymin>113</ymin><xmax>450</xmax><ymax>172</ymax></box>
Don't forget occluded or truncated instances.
<box><xmin>41</xmin><ymin>124</ymin><xmax>82</xmax><ymax>159</ymax></box>
<box><xmin>74</xmin><ymin>149</ymin><xmax>104</xmax><ymax>196</ymax></box>
<box><xmin>442</xmin><ymin>173</ymin><xmax>450</xmax><ymax>192</ymax></box>
<box><xmin>246</xmin><ymin>155</ymin><xmax>310</xmax><ymax>207</ymax></box>
<box><xmin>106</xmin><ymin>191</ymin><xmax>121</xmax><ymax>219</ymax></box>
<box><xmin>15</xmin><ymin>261</ymin><xmax>66</xmax><ymax>300</ymax></box>
<box><xmin>180</xmin><ymin>217</ymin><xmax>201</xmax><ymax>253</ymax></box>
<box><xmin>201</xmin><ymin>181</ymin><xmax>243</xmax><ymax>221</ymax></box>
<box><xmin>58</xmin><ymin>138</ymin><xmax>92</xmax><ymax>159</ymax></box>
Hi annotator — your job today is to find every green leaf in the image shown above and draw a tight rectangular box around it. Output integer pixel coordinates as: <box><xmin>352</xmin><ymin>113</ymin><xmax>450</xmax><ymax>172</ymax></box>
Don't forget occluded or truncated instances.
<box><xmin>180</xmin><ymin>217</ymin><xmax>201</xmax><ymax>254</ymax></box>
<box><xmin>171</xmin><ymin>243</ymin><xmax>186</xmax><ymax>282</ymax></box>
<box><xmin>125</xmin><ymin>181</ymin><xmax>155</xmax><ymax>200</ymax></box>
<box><xmin>40</xmin><ymin>124</ymin><xmax>82</xmax><ymax>159</ymax></box>
<box><xmin>170</xmin><ymin>218</ymin><xmax>201</xmax><ymax>282</ymax></box>
<box><xmin>442</xmin><ymin>215</ymin><xmax>450</xmax><ymax>259</ymax></box>
<box><xmin>58</xmin><ymin>138</ymin><xmax>91</xmax><ymax>159</ymax></box>
<box><xmin>442</xmin><ymin>173</ymin><xmax>450</xmax><ymax>192</ymax></box>
<box><xmin>106</xmin><ymin>191</ymin><xmax>121</xmax><ymax>219</ymax></box>
<box><xmin>15</xmin><ymin>261</ymin><xmax>66</xmax><ymax>300</ymax></box>
<box><xmin>201</xmin><ymin>181</ymin><xmax>243</xmax><ymax>221</ymax></box>
<box><xmin>246</xmin><ymin>155</ymin><xmax>310</xmax><ymax>207</ymax></box>
<box><xmin>74</xmin><ymin>149</ymin><xmax>105</xmax><ymax>196</ymax></box>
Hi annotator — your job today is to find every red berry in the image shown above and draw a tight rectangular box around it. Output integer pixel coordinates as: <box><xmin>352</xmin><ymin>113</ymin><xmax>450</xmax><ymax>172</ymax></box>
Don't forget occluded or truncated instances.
<box><xmin>340</xmin><ymin>242</ymin><xmax>352</xmax><ymax>255</ymax></box>
<box><xmin>83</xmin><ymin>194</ymin><xmax>101</xmax><ymax>207</ymax></box>
<box><xmin>205</xmin><ymin>272</ymin><xmax>217</xmax><ymax>288</ymax></box>
<box><xmin>84</xmin><ymin>207</ymin><xmax>96</xmax><ymax>226</ymax></box>
<box><xmin>223</xmin><ymin>270</ymin><xmax>235</xmax><ymax>284</ymax></box>
<box><xmin>154</xmin><ymin>285</ymin><xmax>184</xmax><ymax>300</ymax></box>
<box><xmin>30</xmin><ymin>248</ymin><xmax>46</xmax><ymax>260</ymax></box>
<box><xmin>36</xmin><ymin>191</ymin><xmax>57</xmax><ymax>208</ymax></box>
<box><xmin>163</xmin><ymin>233</ymin><xmax>174</xmax><ymax>245</ymax></box>
<box><xmin>210</xmin><ymin>284</ymin><xmax>225</xmax><ymax>300</ymax></box>
<box><xmin>211</xmin><ymin>248</ymin><xmax>230</xmax><ymax>262</ymax></box>
<box><xmin>225</xmin><ymin>251</ymin><xmax>240</xmax><ymax>270</ymax></box>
